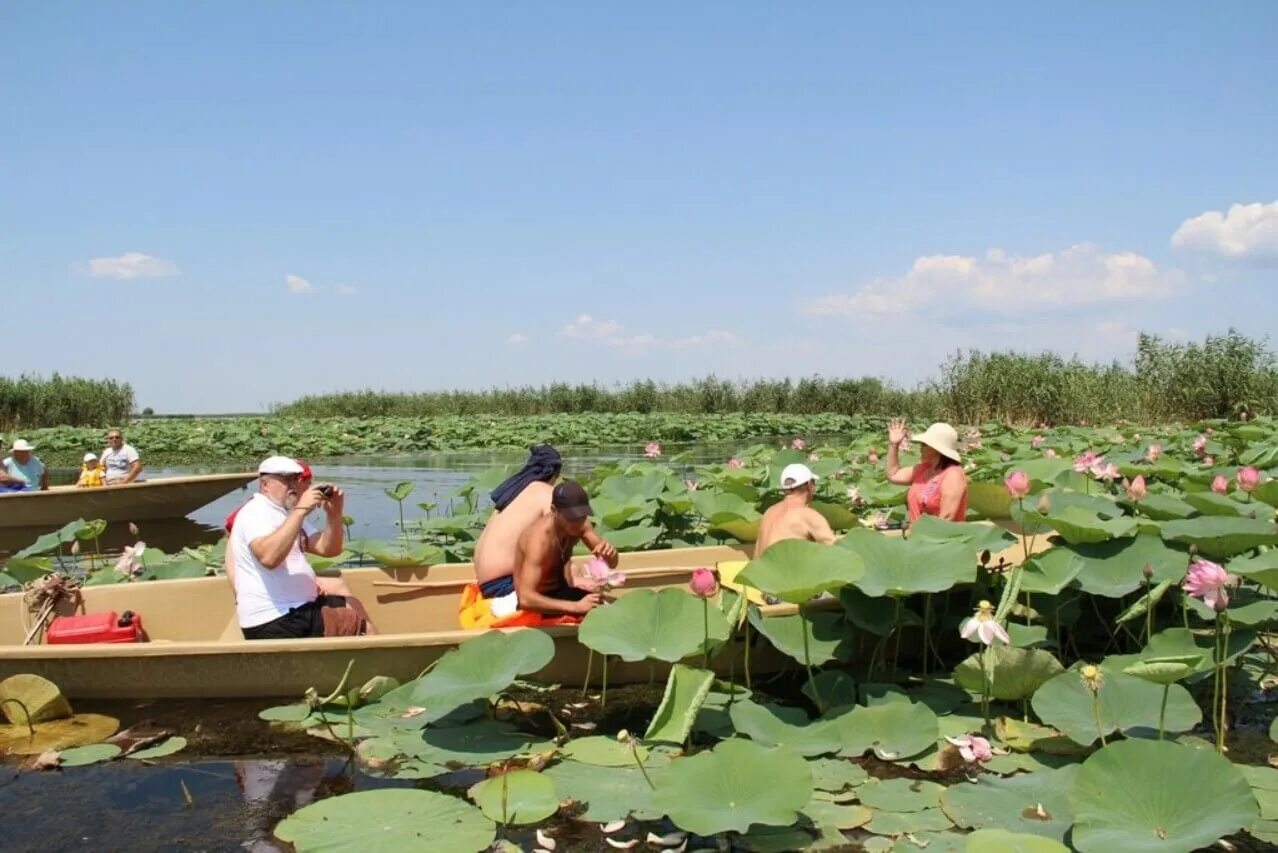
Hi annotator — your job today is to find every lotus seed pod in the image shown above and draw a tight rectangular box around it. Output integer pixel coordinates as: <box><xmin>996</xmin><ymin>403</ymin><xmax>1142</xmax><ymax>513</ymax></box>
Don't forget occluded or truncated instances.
<box><xmin>1142</xmin><ymin>563</ymin><xmax>1154</xmax><ymax>580</ymax></box>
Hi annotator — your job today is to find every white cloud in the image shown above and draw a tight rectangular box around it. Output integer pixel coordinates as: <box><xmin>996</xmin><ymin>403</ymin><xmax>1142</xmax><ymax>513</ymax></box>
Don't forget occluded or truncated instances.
<box><xmin>285</xmin><ymin>273</ymin><xmax>315</xmax><ymax>294</ymax></box>
<box><xmin>507</xmin><ymin>332</ymin><xmax>529</xmax><ymax>346</ymax></box>
<box><xmin>559</xmin><ymin>314</ymin><xmax>738</xmax><ymax>351</ymax></box>
<box><xmin>1171</xmin><ymin>201</ymin><xmax>1278</xmax><ymax>260</ymax></box>
<box><xmin>803</xmin><ymin>242</ymin><xmax>1178</xmax><ymax>318</ymax></box>
<box><xmin>335</xmin><ymin>284</ymin><xmax>358</xmax><ymax>296</ymax></box>
<box><xmin>79</xmin><ymin>252</ymin><xmax>178</xmax><ymax>279</ymax></box>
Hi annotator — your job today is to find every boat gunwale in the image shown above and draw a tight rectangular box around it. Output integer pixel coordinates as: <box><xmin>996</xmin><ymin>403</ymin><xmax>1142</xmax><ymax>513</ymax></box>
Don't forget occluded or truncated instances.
<box><xmin>0</xmin><ymin>471</ymin><xmax>256</xmax><ymax>501</ymax></box>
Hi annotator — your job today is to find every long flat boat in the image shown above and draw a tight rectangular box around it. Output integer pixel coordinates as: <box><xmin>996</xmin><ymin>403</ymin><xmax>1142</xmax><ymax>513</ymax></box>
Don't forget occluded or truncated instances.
<box><xmin>0</xmin><ymin>473</ymin><xmax>255</xmax><ymax>529</ymax></box>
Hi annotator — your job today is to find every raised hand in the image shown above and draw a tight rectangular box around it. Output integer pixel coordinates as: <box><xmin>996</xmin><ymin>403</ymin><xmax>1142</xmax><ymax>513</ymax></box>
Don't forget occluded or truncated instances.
<box><xmin>888</xmin><ymin>419</ymin><xmax>909</xmax><ymax>447</ymax></box>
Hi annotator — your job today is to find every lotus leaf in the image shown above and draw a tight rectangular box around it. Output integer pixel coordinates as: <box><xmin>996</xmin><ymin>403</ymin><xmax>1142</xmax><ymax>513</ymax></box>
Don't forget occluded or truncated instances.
<box><xmin>692</xmin><ymin>491</ymin><xmax>761</xmax><ymax>541</ymax></box>
<box><xmin>384</xmin><ymin>481</ymin><xmax>416</xmax><ymax>502</ymax></box>
<box><xmin>126</xmin><ymin>736</ymin><xmax>188</xmax><ymax>760</ymax></box>
<box><xmin>993</xmin><ymin>717</ymin><xmax>1087</xmax><ymax>755</ymax></box>
<box><xmin>1241</xmin><ymin>764</ymin><xmax>1278</xmax><ymax>791</ymax></box>
<box><xmin>1113</xmin><ymin>579</ymin><xmax>1173</xmax><ymax>625</ymax></box>
<box><xmin>0</xmin><ymin>674</ymin><xmax>72</xmax><ymax>724</ymax></box>
<box><xmin>908</xmin><ymin>516</ymin><xmax>1017</xmax><ymax>555</ymax></box>
<box><xmin>1015</xmin><ymin>504</ymin><xmax>1137</xmax><ymax>546</ymax></box>
<box><xmin>0</xmin><ymin>713</ymin><xmax>119</xmax><ymax>755</ymax></box>
<box><xmin>953</xmin><ymin>646</ymin><xmax>1064</xmax><ymax>701</ymax></box>
<box><xmin>737</xmin><ymin>539</ymin><xmax>864</xmax><ymax>604</ymax></box>
<box><xmin>729</xmin><ymin>700</ymin><xmax>841</xmax><ymax>756</ymax></box>
<box><xmin>1184</xmin><ymin>491</ymin><xmax>1254</xmax><ymax>517</ymax></box>
<box><xmin>1018</xmin><ymin>549</ymin><xmax>1083</xmax><ymax>596</ymax></box>
<box><xmin>58</xmin><ymin>743</ymin><xmax>122</xmax><ymax>767</ymax></box>
<box><xmin>562</xmin><ymin>735</ymin><xmax>650</xmax><ymax>767</ymax></box>
<box><xmin>141</xmin><ymin>558</ymin><xmax>207</xmax><ymax>580</ymax></box>
<box><xmin>1069</xmin><ymin>739</ymin><xmax>1257</xmax><ymax>852</ymax></box>
<box><xmin>838</xmin><ymin>587</ymin><xmax>897</xmax><ymax>635</ymax></box>
<box><xmin>838</xmin><ymin>529</ymin><xmax>973</xmax><ymax>596</ymax></box>
<box><xmin>1006</xmin><ymin>623</ymin><xmax>1050</xmax><ymax>647</ymax></box>
<box><xmin>810</xmin><ymin>501</ymin><xmax>858</xmax><ymax>531</ymax></box>
<box><xmin>543</xmin><ymin>760</ymin><xmax>666</xmax><ymax>822</ymax></box>
<box><xmin>1106</xmin><ymin>627</ymin><xmax>1256</xmax><ymax>678</ymax></box>
<box><xmin>14</xmin><ymin>519</ymin><xmax>87</xmax><ymax>558</ymax></box>
<box><xmin>1186</xmin><ymin>587</ymin><xmax>1278</xmax><ymax>626</ymax></box>
<box><xmin>803</xmin><ymin>670</ymin><xmax>859</xmax><ymax>708</ymax></box>
<box><xmin>940</xmin><ymin>765</ymin><xmax>1077</xmax><ymax>843</ymax></box>
<box><xmin>579</xmin><ymin>588</ymin><xmax>729</xmax><ymax>663</ymax></box>
<box><xmin>82</xmin><ymin>569</ymin><xmax>128</xmax><ymax>586</ymax></box>
<box><xmin>899</xmin><ymin>831</ymin><xmax>967</xmax><ymax>852</ymax></box>
<box><xmin>857</xmin><ymin>777</ymin><xmax>945</xmax><ymax>812</ymax></box>
<box><xmin>1049</xmin><ymin>534</ymin><xmax>1188</xmax><ymax>598</ymax></box>
<box><xmin>968</xmin><ymin>481</ymin><xmax>1014</xmax><ymax>519</ymax></box>
<box><xmin>257</xmin><ymin>703</ymin><xmax>313</xmax><ymax>723</ymax></box>
<box><xmin>644</xmin><ymin>663</ymin><xmax>715</xmax><ymax>744</ymax></box>
<box><xmin>747</xmin><ymin>609</ymin><xmax>850</xmax><ymax>666</ymax></box>
<box><xmin>391</xmin><ymin>629</ymin><xmax>554</xmax><ymax>718</ymax></box>
<box><xmin>469</xmin><ymin>770</ymin><xmax>558</xmax><ymax>825</ymax></box>
<box><xmin>1134</xmin><ymin>494</ymin><xmax>1197</xmax><ymax>521</ymax></box>
<box><xmin>0</xmin><ymin>557</ymin><xmax>53</xmax><ymax>585</ymax></box>
<box><xmin>393</xmin><ymin>719</ymin><xmax>550</xmax><ymax>767</ymax></box>
<box><xmin>1030</xmin><ymin>665</ymin><xmax>1200</xmax><ymax>746</ymax></box>
<box><xmin>800</xmin><ymin>798</ymin><xmax>873</xmax><ymax>830</ymax></box>
<box><xmin>807</xmin><ymin>757</ymin><xmax>869</xmax><ymax>792</ymax></box>
<box><xmin>652</xmin><ymin>739</ymin><xmax>812</xmax><ymax>836</ymax></box>
<box><xmin>736</xmin><ymin>824</ymin><xmax>827</xmax><ymax>853</ymax></box>
<box><xmin>1255</xmin><ymin>478</ymin><xmax>1278</xmax><ymax>508</ymax></box>
<box><xmin>274</xmin><ymin>789</ymin><xmax>496</xmax><ymax>852</ymax></box>
<box><xmin>834</xmin><ymin>700</ymin><xmax>939</xmax><ymax>761</ymax></box>
<box><xmin>963</xmin><ymin>830</ymin><xmax>1069</xmax><ymax>853</ymax></box>
<box><xmin>1228</xmin><ymin>549</ymin><xmax>1278</xmax><ymax>590</ymax></box>
<box><xmin>591</xmin><ymin>524</ymin><xmax>663</xmax><ymax>551</ymax></box>
<box><xmin>1120</xmin><ymin>655</ymin><xmax>1202</xmax><ymax>685</ymax></box>
<box><xmin>1160</xmin><ymin>517</ymin><xmax>1278</xmax><ymax>559</ymax></box>
<box><xmin>865</xmin><ymin>807</ymin><xmax>954</xmax><ymax>836</ymax></box>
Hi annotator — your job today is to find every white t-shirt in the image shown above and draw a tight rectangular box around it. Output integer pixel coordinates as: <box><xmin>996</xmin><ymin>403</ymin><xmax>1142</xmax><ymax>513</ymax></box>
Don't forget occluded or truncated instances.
<box><xmin>230</xmin><ymin>493</ymin><xmax>319</xmax><ymax>628</ymax></box>
<box><xmin>101</xmin><ymin>444</ymin><xmax>140</xmax><ymax>483</ymax></box>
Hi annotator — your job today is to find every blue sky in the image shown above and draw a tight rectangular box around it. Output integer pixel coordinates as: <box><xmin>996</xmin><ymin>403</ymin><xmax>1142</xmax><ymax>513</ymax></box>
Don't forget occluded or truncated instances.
<box><xmin>2</xmin><ymin>2</ymin><xmax>1275</xmax><ymax>412</ymax></box>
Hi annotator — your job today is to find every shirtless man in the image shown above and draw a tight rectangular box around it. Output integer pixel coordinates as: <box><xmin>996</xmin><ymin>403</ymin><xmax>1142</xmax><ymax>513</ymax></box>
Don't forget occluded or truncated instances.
<box><xmin>755</xmin><ymin>463</ymin><xmax>836</xmax><ymax>554</ymax></box>
<box><xmin>513</xmin><ymin>480</ymin><xmax>618</xmax><ymax>616</ymax></box>
<box><xmin>474</xmin><ymin>445</ymin><xmax>564</xmax><ymax>596</ymax></box>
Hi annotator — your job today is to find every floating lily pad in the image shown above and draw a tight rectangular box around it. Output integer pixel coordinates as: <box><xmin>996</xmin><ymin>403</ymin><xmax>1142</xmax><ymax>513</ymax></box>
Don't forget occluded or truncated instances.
<box><xmin>866</xmin><ymin>807</ymin><xmax>953</xmax><ymax>835</ymax></box>
<box><xmin>126</xmin><ymin>736</ymin><xmax>188</xmax><ymax>760</ymax></box>
<box><xmin>0</xmin><ymin>674</ymin><xmax>73</xmax><ymax>724</ymax></box>
<box><xmin>964</xmin><ymin>829</ymin><xmax>1069</xmax><ymax>852</ymax></box>
<box><xmin>653</xmin><ymin>739</ymin><xmax>812</xmax><ymax>835</ymax></box>
<box><xmin>579</xmin><ymin>588</ymin><xmax>729</xmax><ymax>663</ymax></box>
<box><xmin>748</xmin><ymin>609</ymin><xmax>851</xmax><ymax>666</ymax></box>
<box><xmin>469</xmin><ymin>770</ymin><xmax>558</xmax><ymax>825</ymax></box>
<box><xmin>838</xmin><ymin>530</ymin><xmax>974</xmax><ymax>596</ymax></box>
<box><xmin>834</xmin><ymin>700</ymin><xmax>939</xmax><ymax>761</ymax></box>
<box><xmin>953</xmin><ymin>646</ymin><xmax>1064</xmax><ymax>701</ymax></box>
<box><xmin>543</xmin><ymin>760</ymin><xmax>665</xmax><ymax>822</ymax></box>
<box><xmin>801</xmin><ymin>798</ymin><xmax>873</xmax><ymax>830</ymax></box>
<box><xmin>807</xmin><ymin>757</ymin><xmax>868</xmax><ymax>792</ymax></box>
<box><xmin>1031</xmin><ymin>664</ymin><xmax>1200</xmax><ymax>746</ymax></box>
<box><xmin>644</xmin><ymin>664</ymin><xmax>716</xmax><ymax>744</ymax></box>
<box><xmin>736</xmin><ymin>539</ymin><xmax>864</xmax><ymax>604</ymax></box>
<box><xmin>729</xmin><ymin>700</ymin><xmax>841</xmax><ymax>757</ymax></box>
<box><xmin>941</xmin><ymin>765</ymin><xmax>1077</xmax><ymax>843</ymax></box>
<box><xmin>274</xmin><ymin>789</ymin><xmax>496</xmax><ymax>852</ymax></box>
<box><xmin>57</xmin><ymin>743</ymin><xmax>121</xmax><ymax>767</ymax></box>
<box><xmin>857</xmin><ymin>777</ymin><xmax>945</xmax><ymax>812</ymax></box>
<box><xmin>0</xmin><ymin>713</ymin><xmax>120</xmax><ymax>755</ymax></box>
<box><xmin>257</xmin><ymin>703</ymin><xmax>314</xmax><ymax>723</ymax></box>
<box><xmin>394</xmin><ymin>719</ymin><xmax>550</xmax><ymax>767</ymax></box>
<box><xmin>562</xmin><ymin>735</ymin><xmax>650</xmax><ymax>767</ymax></box>
<box><xmin>1069</xmin><ymin>739</ymin><xmax>1257</xmax><ymax>852</ymax></box>
<box><xmin>1161</xmin><ymin>517</ymin><xmax>1278</xmax><ymax>560</ymax></box>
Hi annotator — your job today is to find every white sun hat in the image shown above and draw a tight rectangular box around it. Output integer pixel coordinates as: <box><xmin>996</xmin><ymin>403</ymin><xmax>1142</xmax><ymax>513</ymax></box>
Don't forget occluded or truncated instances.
<box><xmin>83</xmin><ymin>452</ymin><xmax>98</xmax><ymax>462</ymax></box>
<box><xmin>258</xmin><ymin>455</ymin><xmax>305</xmax><ymax>476</ymax></box>
<box><xmin>11</xmin><ymin>439</ymin><xmax>35</xmax><ymax>452</ymax></box>
<box><xmin>780</xmin><ymin>463</ymin><xmax>817</xmax><ymax>490</ymax></box>
<box><xmin>913</xmin><ymin>422</ymin><xmax>962</xmax><ymax>462</ymax></box>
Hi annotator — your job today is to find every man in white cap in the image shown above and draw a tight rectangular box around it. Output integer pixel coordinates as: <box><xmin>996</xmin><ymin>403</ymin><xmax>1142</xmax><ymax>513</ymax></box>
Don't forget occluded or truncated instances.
<box><xmin>755</xmin><ymin>463</ymin><xmax>836</xmax><ymax>554</ymax></box>
<box><xmin>0</xmin><ymin>439</ymin><xmax>48</xmax><ymax>492</ymax></box>
<box><xmin>230</xmin><ymin>455</ymin><xmax>371</xmax><ymax>639</ymax></box>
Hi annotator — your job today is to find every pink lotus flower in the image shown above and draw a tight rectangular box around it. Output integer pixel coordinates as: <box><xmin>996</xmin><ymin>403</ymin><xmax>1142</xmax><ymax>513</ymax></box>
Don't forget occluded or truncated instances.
<box><xmin>1091</xmin><ymin>461</ymin><xmax>1120</xmax><ymax>483</ymax></box>
<box><xmin>999</xmin><ymin>452</ymin><xmax>1011</xmax><ymax>462</ymax></box>
<box><xmin>808</xmin><ymin>452</ymin><xmax>820</xmax><ymax>462</ymax></box>
<box><xmin>1074</xmin><ymin>451</ymin><xmax>1099</xmax><ymax>473</ymax></box>
<box><xmin>1238</xmin><ymin>467</ymin><xmax>1262</xmax><ymax>493</ymax></box>
<box><xmin>1146</xmin><ymin>444</ymin><xmax>1163</xmax><ymax>463</ymax></box>
<box><xmin>960</xmin><ymin>601</ymin><xmax>1011</xmax><ymax>646</ymax></box>
<box><xmin>846</xmin><ymin>486</ymin><xmax>862</xmax><ymax>505</ymax></box>
<box><xmin>1125</xmin><ymin>475</ymin><xmax>1147</xmax><ymax>501</ymax></box>
<box><xmin>1044</xmin><ymin>449</ymin><xmax>1058</xmax><ymax>458</ymax></box>
<box><xmin>868</xmin><ymin>452</ymin><xmax>880</xmax><ymax>465</ymax></box>
<box><xmin>873</xmin><ymin>511</ymin><xmax>890</xmax><ymax>530</ymax></box>
<box><xmin>644</xmin><ymin>441</ymin><xmax>661</xmax><ymax>458</ymax></box>
<box><xmin>685</xmin><ymin>479</ymin><xmax>699</xmax><ymax>492</ymax></box>
<box><xmin>1183</xmin><ymin>559</ymin><xmax>1237</xmax><ymax>611</ymax></box>
<box><xmin>1203</xmin><ymin>455</ymin><xmax>1215</xmax><ymax>466</ymax></box>
<box><xmin>1004</xmin><ymin>470</ymin><xmax>1030</xmax><ymax>499</ymax></box>
<box><xmin>578</xmin><ymin>557</ymin><xmax>627</xmax><ymax>592</ymax></box>
<box><xmin>1211</xmin><ymin>475</ymin><xmax>1230</xmax><ymax>494</ymax></box>
<box><xmin>727</xmin><ymin>457</ymin><xmax>744</xmax><ymax>470</ymax></box>
<box><xmin>946</xmin><ymin>734</ymin><xmax>993</xmax><ymax>764</ymax></box>
<box><xmin>1031</xmin><ymin>435</ymin><xmax>1045</xmax><ymax>449</ymax></box>
<box><xmin>114</xmin><ymin>542</ymin><xmax>146</xmax><ymax>576</ymax></box>
<box><xmin>1193</xmin><ymin>435</ymin><xmax>1207</xmax><ymax>457</ymax></box>
<box><xmin>689</xmin><ymin>567</ymin><xmax>719</xmax><ymax>599</ymax></box>
<box><xmin>791</xmin><ymin>438</ymin><xmax>807</xmax><ymax>451</ymax></box>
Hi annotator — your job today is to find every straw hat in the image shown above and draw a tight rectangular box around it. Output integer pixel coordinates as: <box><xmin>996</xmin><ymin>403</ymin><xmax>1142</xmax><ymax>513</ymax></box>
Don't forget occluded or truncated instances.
<box><xmin>10</xmin><ymin>439</ymin><xmax>35</xmax><ymax>452</ymax></box>
<box><xmin>912</xmin><ymin>423</ymin><xmax>961</xmax><ymax>462</ymax></box>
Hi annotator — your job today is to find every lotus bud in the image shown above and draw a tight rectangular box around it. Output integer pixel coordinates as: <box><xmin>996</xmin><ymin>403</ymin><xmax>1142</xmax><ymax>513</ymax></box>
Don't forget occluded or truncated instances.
<box><xmin>304</xmin><ymin>687</ymin><xmax>321</xmax><ymax>709</ymax></box>
<box><xmin>1211</xmin><ymin>475</ymin><xmax>1229</xmax><ymax>494</ymax></box>
<box><xmin>1238</xmin><ymin>466</ymin><xmax>1262</xmax><ymax>493</ymax></box>
<box><xmin>1036</xmin><ymin>494</ymin><xmax>1052</xmax><ymax>515</ymax></box>
<box><xmin>1004</xmin><ymin>470</ymin><xmax>1031</xmax><ymax>499</ymax></box>
<box><xmin>615</xmin><ymin>729</ymin><xmax>631</xmax><ymax>743</ymax></box>
<box><xmin>70</xmin><ymin>540</ymin><xmax>81</xmax><ymax>556</ymax></box>
<box><xmin>689</xmin><ymin>568</ymin><xmax>719</xmax><ymax>599</ymax></box>
<box><xmin>979</xmin><ymin>549</ymin><xmax>991</xmax><ymax>567</ymax></box>
<box><xmin>128</xmin><ymin>522</ymin><xmax>139</xmax><ymax>537</ymax></box>
<box><xmin>1080</xmin><ymin>664</ymin><xmax>1104</xmax><ymax>694</ymax></box>
<box><xmin>1125</xmin><ymin>475</ymin><xmax>1147</xmax><ymax>502</ymax></box>
<box><xmin>1142</xmin><ymin>563</ymin><xmax>1154</xmax><ymax>581</ymax></box>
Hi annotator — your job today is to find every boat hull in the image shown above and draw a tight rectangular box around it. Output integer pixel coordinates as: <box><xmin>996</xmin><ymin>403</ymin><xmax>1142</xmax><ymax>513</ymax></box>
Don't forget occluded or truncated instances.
<box><xmin>0</xmin><ymin>473</ymin><xmax>256</xmax><ymax>528</ymax></box>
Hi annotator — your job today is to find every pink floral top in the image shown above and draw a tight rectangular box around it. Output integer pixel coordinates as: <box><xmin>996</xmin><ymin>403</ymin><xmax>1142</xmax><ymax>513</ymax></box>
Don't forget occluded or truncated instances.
<box><xmin>907</xmin><ymin>464</ymin><xmax>968</xmax><ymax>524</ymax></box>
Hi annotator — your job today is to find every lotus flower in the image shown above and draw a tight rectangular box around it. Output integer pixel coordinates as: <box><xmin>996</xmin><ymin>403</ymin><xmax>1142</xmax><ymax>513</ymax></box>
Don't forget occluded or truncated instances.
<box><xmin>808</xmin><ymin>452</ymin><xmax>820</xmax><ymax>462</ymax></box>
<box><xmin>1204</xmin><ymin>455</ymin><xmax>1215</xmax><ymax>466</ymax></box>
<box><xmin>946</xmin><ymin>734</ymin><xmax>993</xmax><ymax>764</ymax></box>
<box><xmin>689</xmin><ymin>567</ymin><xmax>719</xmax><ymax>599</ymax></box>
<box><xmin>960</xmin><ymin>600</ymin><xmax>1010</xmax><ymax>646</ymax></box>
<box><xmin>727</xmin><ymin>457</ymin><xmax>744</xmax><ymax>470</ymax></box>
<box><xmin>1092</xmin><ymin>462</ymin><xmax>1120</xmax><ymax>483</ymax></box>
<box><xmin>1183</xmin><ymin>559</ymin><xmax>1237</xmax><ymax>611</ymax></box>
<box><xmin>872</xmin><ymin>511</ymin><xmax>890</xmax><ymax>530</ymax></box>
<box><xmin>1146</xmin><ymin>443</ymin><xmax>1163</xmax><ymax>463</ymax></box>
<box><xmin>1211</xmin><ymin>475</ymin><xmax>1230</xmax><ymax>494</ymax></box>
<box><xmin>1073</xmin><ymin>451</ymin><xmax>1099</xmax><ymax>473</ymax></box>
<box><xmin>643</xmin><ymin>441</ymin><xmax>661</xmax><ymax>458</ymax></box>
<box><xmin>792</xmin><ymin>438</ymin><xmax>807</xmax><ymax>451</ymax></box>
<box><xmin>1125</xmin><ymin>475</ymin><xmax>1147</xmax><ymax>501</ymax></box>
<box><xmin>114</xmin><ymin>542</ymin><xmax>146</xmax><ymax>576</ymax></box>
<box><xmin>1044</xmin><ymin>448</ymin><xmax>1058</xmax><ymax>458</ymax></box>
<box><xmin>579</xmin><ymin>557</ymin><xmax>627</xmax><ymax>592</ymax></box>
<box><xmin>1031</xmin><ymin>435</ymin><xmax>1045</xmax><ymax>449</ymax></box>
<box><xmin>1080</xmin><ymin>664</ymin><xmax>1104</xmax><ymax>694</ymax></box>
<box><xmin>1004</xmin><ymin>470</ymin><xmax>1030</xmax><ymax>499</ymax></box>
<box><xmin>1238</xmin><ymin>466</ymin><xmax>1262</xmax><ymax>493</ymax></box>
<box><xmin>847</xmin><ymin>486</ymin><xmax>862</xmax><ymax>506</ymax></box>
<box><xmin>685</xmin><ymin>479</ymin><xmax>699</xmax><ymax>491</ymax></box>
<box><xmin>1193</xmin><ymin>435</ymin><xmax>1207</xmax><ymax>456</ymax></box>
<box><xmin>868</xmin><ymin>452</ymin><xmax>879</xmax><ymax>465</ymax></box>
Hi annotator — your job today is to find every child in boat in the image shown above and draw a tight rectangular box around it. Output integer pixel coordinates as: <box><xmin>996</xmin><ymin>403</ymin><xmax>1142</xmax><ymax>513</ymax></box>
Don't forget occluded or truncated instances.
<box><xmin>77</xmin><ymin>453</ymin><xmax>106</xmax><ymax>487</ymax></box>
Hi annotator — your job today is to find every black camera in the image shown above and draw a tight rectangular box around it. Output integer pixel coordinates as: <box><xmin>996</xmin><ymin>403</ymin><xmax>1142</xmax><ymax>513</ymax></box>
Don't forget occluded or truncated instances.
<box><xmin>315</xmin><ymin>485</ymin><xmax>335</xmax><ymax>498</ymax></box>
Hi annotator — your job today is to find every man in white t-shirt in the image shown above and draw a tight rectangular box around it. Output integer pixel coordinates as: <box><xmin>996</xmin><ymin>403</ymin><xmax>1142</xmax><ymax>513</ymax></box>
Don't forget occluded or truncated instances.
<box><xmin>231</xmin><ymin>456</ymin><xmax>371</xmax><ymax>640</ymax></box>
<box><xmin>101</xmin><ymin>428</ymin><xmax>143</xmax><ymax>484</ymax></box>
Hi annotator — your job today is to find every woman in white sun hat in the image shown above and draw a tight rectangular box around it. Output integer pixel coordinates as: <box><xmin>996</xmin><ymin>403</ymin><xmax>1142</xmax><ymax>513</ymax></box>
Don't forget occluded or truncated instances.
<box><xmin>885</xmin><ymin>420</ymin><xmax>968</xmax><ymax>524</ymax></box>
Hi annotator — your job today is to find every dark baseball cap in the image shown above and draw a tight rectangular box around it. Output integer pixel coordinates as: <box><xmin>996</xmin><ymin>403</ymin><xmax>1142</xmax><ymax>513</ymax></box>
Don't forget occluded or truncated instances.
<box><xmin>552</xmin><ymin>480</ymin><xmax>593</xmax><ymax>520</ymax></box>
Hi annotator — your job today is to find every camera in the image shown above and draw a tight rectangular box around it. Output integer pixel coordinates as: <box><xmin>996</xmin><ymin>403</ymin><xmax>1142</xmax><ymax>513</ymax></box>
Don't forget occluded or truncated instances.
<box><xmin>315</xmin><ymin>485</ymin><xmax>335</xmax><ymax>498</ymax></box>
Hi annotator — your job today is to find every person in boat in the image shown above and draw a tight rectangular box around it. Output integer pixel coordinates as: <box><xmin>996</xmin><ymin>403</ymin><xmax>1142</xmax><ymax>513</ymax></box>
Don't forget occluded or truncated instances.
<box><xmin>755</xmin><ymin>463</ymin><xmax>837</xmax><ymax>554</ymax></box>
<box><xmin>474</xmin><ymin>444</ymin><xmax>565</xmax><ymax>592</ymax></box>
<box><xmin>101</xmin><ymin>428</ymin><xmax>142</xmax><ymax>484</ymax></box>
<box><xmin>0</xmin><ymin>439</ymin><xmax>49</xmax><ymax>492</ymax></box>
<box><xmin>884</xmin><ymin>420</ymin><xmax>968</xmax><ymax>524</ymax></box>
<box><xmin>77</xmin><ymin>453</ymin><xmax>106</xmax><ymax>488</ymax></box>
<box><xmin>230</xmin><ymin>455</ymin><xmax>374</xmax><ymax>640</ymax></box>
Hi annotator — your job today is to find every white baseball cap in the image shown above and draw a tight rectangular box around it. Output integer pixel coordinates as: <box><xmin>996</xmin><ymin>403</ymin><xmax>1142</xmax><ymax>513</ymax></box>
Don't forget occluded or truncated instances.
<box><xmin>83</xmin><ymin>452</ymin><xmax>98</xmax><ymax>462</ymax></box>
<box><xmin>258</xmin><ymin>455</ymin><xmax>305</xmax><ymax>476</ymax></box>
<box><xmin>780</xmin><ymin>463</ymin><xmax>817</xmax><ymax>490</ymax></box>
<box><xmin>11</xmin><ymin>439</ymin><xmax>35</xmax><ymax>452</ymax></box>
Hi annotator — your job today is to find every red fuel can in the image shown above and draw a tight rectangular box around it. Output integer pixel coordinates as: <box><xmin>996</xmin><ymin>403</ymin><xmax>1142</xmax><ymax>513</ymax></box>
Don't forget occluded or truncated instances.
<box><xmin>46</xmin><ymin>611</ymin><xmax>143</xmax><ymax>645</ymax></box>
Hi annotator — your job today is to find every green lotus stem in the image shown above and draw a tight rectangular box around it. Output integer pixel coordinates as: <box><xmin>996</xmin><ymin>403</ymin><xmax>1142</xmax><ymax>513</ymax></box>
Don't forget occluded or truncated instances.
<box><xmin>922</xmin><ymin>596</ymin><xmax>931</xmax><ymax>679</ymax></box>
<box><xmin>582</xmin><ymin>649</ymin><xmax>593</xmax><ymax>697</ymax></box>
<box><xmin>1158</xmin><ymin>684</ymin><xmax>1169</xmax><ymax>741</ymax></box>
<box><xmin>978</xmin><ymin>646</ymin><xmax>991</xmax><ymax>731</ymax></box>
<box><xmin>1182</xmin><ymin>590</ymin><xmax>1191</xmax><ymax>630</ymax></box>
<box><xmin>1212</xmin><ymin>614</ymin><xmax>1223</xmax><ymax>750</ymax></box>
<box><xmin>347</xmin><ymin>703</ymin><xmax>354</xmax><ymax>742</ymax></box>
<box><xmin>1092</xmin><ymin>694</ymin><xmax>1107</xmax><ymax>747</ymax></box>
<box><xmin>744</xmin><ymin>614</ymin><xmax>753</xmax><ymax>691</ymax></box>
<box><xmin>1024</xmin><ymin>590</ymin><xmax>1032</xmax><ymax>627</ymax></box>
<box><xmin>501</xmin><ymin>761</ymin><xmax>510</xmax><ymax>828</ymax></box>
<box><xmin>701</xmin><ymin>598</ymin><xmax>710</xmax><ymax>670</ymax></box>
<box><xmin>0</xmin><ymin>698</ymin><xmax>35</xmax><ymax>737</ymax></box>
<box><xmin>800</xmin><ymin>608</ymin><xmax>823</xmax><ymax>713</ymax></box>
<box><xmin>1218</xmin><ymin>614</ymin><xmax>1231</xmax><ymax>755</ymax></box>
<box><xmin>1143</xmin><ymin>577</ymin><xmax>1153</xmax><ymax>645</ymax></box>
<box><xmin>601</xmin><ymin>654</ymin><xmax>608</xmax><ymax>711</ymax></box>
<box><xmin>314</xmin><ymin>659</ymin><xmax>355</xmax><ymax>708</ymax></box>
<box><xmin>628</xmin><ymin>738</ymin><xmax>655</xmax><ymax>790</ymax></box>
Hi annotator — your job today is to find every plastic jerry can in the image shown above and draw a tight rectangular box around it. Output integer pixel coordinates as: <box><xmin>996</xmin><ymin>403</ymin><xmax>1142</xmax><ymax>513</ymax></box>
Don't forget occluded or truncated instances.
<box><xmin>45</xmin><ymin>610</ymin><xmax>143</xmax><ymax>644</ymax></box>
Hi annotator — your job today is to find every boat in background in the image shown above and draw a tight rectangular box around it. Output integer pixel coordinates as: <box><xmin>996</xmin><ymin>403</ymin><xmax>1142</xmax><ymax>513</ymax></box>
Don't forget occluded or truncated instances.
<box><xmin>0</xmin><ymin>473</ymin><xmax>255</xmax><ymax>529</ymax></box>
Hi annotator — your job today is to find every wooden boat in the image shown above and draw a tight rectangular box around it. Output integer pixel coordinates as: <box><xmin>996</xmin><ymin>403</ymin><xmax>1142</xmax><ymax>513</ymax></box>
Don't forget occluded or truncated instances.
<box><xmin>0</xmin><ymin>473</ymin><xmax>255</xmax><ymax>529</ymax></box>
